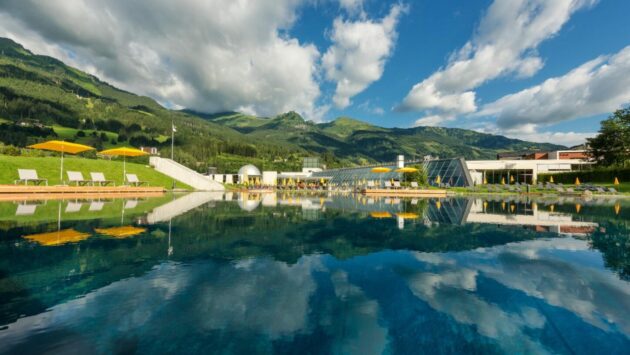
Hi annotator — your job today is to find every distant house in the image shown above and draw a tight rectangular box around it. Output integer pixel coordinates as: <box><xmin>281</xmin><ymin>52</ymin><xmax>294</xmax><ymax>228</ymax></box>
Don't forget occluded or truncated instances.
<box><xmin>140</xmin><ymin>146</ymin><xmax>159</xmax><ymax>155</ymax></box>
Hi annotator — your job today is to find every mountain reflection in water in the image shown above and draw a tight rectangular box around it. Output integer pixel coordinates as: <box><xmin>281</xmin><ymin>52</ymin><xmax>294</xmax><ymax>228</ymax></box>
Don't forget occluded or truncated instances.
<box><xmin>0</xmin><ymin>192</ymin><xmax>628</xmax><ymax>354</ymax></box>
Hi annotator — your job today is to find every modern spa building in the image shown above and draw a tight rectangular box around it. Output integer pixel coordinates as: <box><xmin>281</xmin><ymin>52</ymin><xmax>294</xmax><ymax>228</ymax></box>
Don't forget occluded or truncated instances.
<box><xmin>206</xmin><ymin>148</ymin><xmax>591</xmax><ymax>188</ymax></box>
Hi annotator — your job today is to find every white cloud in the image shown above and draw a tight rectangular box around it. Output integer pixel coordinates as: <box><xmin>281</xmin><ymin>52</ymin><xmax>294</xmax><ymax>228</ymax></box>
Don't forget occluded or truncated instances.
<box><xmin>480</xmin><ymin>45</ymin><xmax>630</xmax><ymax>130</ymax></box>
<box><xmin>339</xmin><ymin>0</ymin><xmax>365</xmax><ymax>16</ymax></box>
<box><xmin>323</xmin><ymin>4</ymin><xmax>405</xmax><ymax>109</ymax></box>
<box><xmin>413</xmin><ymin>113</ymin><xmax>455</xmax><ymax>127</ymax></box>
<box><xmin>398</xmin><ymin>0</ymin><xmax>597</xmax><ymax>124</ymax></box>
<box><xmin>0</xmin><ymin>0</ymin><xmax>322</xmax><ymax>118</ymax></box>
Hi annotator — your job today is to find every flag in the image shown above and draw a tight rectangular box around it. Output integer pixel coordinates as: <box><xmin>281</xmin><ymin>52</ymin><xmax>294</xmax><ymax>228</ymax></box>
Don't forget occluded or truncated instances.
<box><xmin>172</xmin><ymin>123</ymin><xmax>177</xmax><ymax>132</ymax></box>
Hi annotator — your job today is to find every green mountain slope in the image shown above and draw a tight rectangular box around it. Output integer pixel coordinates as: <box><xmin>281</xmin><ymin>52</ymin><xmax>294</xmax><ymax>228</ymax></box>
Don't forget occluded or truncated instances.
<box><xmin>0</xmin><ymin>37</ymin><xmax>564</xmax><ymax>173</ymax></box>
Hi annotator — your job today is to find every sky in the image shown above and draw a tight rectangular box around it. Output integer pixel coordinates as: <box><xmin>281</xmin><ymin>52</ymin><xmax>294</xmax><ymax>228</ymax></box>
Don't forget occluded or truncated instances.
<box><xmin>0</xmin><ymin>0</ymin><xmax>629</xmax><ymax>146</ymax></box>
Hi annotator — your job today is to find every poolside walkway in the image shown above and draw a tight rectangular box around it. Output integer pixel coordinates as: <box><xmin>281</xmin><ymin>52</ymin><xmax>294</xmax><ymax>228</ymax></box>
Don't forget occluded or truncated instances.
<box><xmin>361</xmin><ymin>188</ymin><xmax>447</xmax><ymax>197</ymax></box>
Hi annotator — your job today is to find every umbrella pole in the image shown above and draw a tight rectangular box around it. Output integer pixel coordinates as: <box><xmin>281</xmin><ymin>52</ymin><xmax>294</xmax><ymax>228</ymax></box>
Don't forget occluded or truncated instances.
<box><xmin>60</xmin><ymin>151</ymin><xmax>64</xmax><ymax>184</ymax></box>
<box><xmin>123</xmin><ymin>156</ymin><xmax>126</xmax><ymax>184</ymax></box>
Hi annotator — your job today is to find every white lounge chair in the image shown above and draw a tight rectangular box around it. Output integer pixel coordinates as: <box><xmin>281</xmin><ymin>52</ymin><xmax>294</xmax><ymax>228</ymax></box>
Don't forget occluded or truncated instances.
<box><xmin>126</xmin><ymin>174</ymin><xmax>147</xmax><ymax>186</ymax></box>
<box><xmin>65</xmin><ymin>201</ymin><xmax>83</xmax><ymax>213</ymax></box>
<box><xmin>124</xmin><ymin>199</ymin><xmax>138</xmax><ymax>209</ymax></box>
<box><xmin>90</xmin><ymin>172</ymin><xmax>115</xmax><ymax>186</ymax></box>
<box><xmin>410</xmin><ymin>182</ymin><xmax>419</xmax><ymax>189</ymax></box>
<box><xmin>67</xmin><ymin>171</ymin><xmax>91</xmax><ymax>186</ymax></box>
<box><xmin>384</xmin><ymin>181</ymin><xmax>392</xmax><ymax>189</ymax></box>
<box><xmin>393</xmin><ymin>181</ymin><xmax>401</xmax><ymax>189</ymax></box>
<box><xmin>89</xmin><ymin>201</ymin><xmax>105</xmax><ymax>211</ymax></box>
<box><xmin>15</xmin><ymin>169</ymin><xmax>47</xmax><ymax>186</ymax></box>
<box><xmin>15</xmin><ymin>203</ymin><xmax>37</xmax><ymax>216</ymax></box>
<box><xmin>367</xmin><ymin>181</ymin><xmax>375</xmax><ymax>189</ymax></box>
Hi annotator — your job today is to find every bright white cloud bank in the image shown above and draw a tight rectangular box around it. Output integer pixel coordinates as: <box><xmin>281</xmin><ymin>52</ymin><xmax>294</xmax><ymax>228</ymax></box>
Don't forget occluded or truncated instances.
<box><xmin>402</xmin><ymin>0</ymin><xmax>596</xmax><ymax>124</ymax></box>
<box><xmin>323</xmin><ymin>4</ymin><xmax>405</xmax><ymax>109</ymax></box>
<box><xmin>0</xmin><ymin>0</ymin><xmax>322</xmax><ymax>118</ymax></box>
<box><xmin>481</xmin><ymin>45</ymin><xmax>630</xmax><ymax>129</ymax></box>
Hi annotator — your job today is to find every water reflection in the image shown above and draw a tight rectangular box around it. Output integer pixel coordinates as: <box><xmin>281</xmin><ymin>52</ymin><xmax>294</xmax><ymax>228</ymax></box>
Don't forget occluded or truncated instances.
<box><xmin>0</xmin><ymin>193</ymin><xmax>628</xmax><ymax>354</ymax></box>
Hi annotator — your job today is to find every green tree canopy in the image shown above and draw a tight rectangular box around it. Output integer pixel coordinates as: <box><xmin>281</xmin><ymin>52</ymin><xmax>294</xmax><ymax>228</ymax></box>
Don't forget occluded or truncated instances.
<box><xmin>588</xmin><ymin>107</ymin><xmax>630</xmax><ymax>167</ymax></box>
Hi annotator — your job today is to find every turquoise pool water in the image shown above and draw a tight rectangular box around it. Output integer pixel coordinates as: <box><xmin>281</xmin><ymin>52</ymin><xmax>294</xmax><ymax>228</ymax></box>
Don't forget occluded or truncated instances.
<box><xmin>0</xmin><ymin>193</ymin><xmax>628</xmax><ymax>354</ymax></box>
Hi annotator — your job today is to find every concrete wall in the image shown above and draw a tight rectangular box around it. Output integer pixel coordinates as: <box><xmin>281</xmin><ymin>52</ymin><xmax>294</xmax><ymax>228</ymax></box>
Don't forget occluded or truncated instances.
<box><xmin>149</xmin><ymin>157</ymin><xmax>225</xmax><ymax>191</ymax></box>
<box><xmin>262</xmin><ymin>171</ymin><xmax>277</xmax><ymax>186</ymax></box>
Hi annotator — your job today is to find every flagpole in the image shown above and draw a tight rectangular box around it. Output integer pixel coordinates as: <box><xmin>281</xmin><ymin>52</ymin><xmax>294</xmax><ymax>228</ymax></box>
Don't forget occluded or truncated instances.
<box><xmin>171</xmin><ymin>120</ymin><xmax>174</xmax><ymax>161</ymax></box>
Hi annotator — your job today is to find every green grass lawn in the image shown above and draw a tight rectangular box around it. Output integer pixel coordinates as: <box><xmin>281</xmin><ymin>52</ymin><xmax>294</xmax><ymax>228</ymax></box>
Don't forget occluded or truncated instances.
<box><xmin>0</xmin><ymin>193</ymin><xmax>177</xmax><ymax>226</ymax></box>
<box><xmin>0</xmin><ymin>155</ymin><xmax>191</xmax><ymax>189</ymax></box>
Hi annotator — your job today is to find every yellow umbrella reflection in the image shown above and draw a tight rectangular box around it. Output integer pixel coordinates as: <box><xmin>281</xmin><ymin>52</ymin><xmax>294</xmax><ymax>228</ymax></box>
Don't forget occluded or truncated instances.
<box><xmin>395</xmin><ymin>167</ymin><xmax>418</xmax><ymax>173</ymax></box>
<box><xmin>99</xmin><ymin>147</ymin><xmax>149</xmax><ymax>181</ymax></box>
<box><xmin>24</xmin><ymin>229</ymin><xmax>90</xmax><ymax>246</ymax></box>
<box><xmin>436</xmin><ymin>200</ymin><xmax>442</xmax><ymax>209</ymax></box>
<box><xmin>370</xmin><ymin>211</ymin><xmax>392</xmax><ymax>218</ymax></box>
<box><xmin>614</xmin><ymin>202</ymin><xmax>621</xmax><ymax>215</ymax></box>
<box><xmin>397</xmin><ymin>212</ymin><xmax>419</xmax><ymax>219</ymax></box>
<box><xmin>371</xmin><ymin>167</ymin><xmax>391</xmax><ymax>173</ymax></box>
<box><xmin>28</xmin><ymin>140</ymin><xmax>94</xmax><ymax>182</ymax></box>
<box><xmin>95</xmin><ymin>226</ymin><xmax>147</xmax><ymax>238</ymax></box>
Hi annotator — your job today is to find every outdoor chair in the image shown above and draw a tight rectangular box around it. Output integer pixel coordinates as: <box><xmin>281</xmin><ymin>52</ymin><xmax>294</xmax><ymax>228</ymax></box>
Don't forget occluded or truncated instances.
<box><xmin>393</xmin><ymin>181</ymin><xmax>401</xmax><ymax>189</ymax></box>
<box><xmin>410</xmin><ymin>181</ymin><xmax>419</xmax><ymax>189</ymax></box>
<box><xmin>608</xmin><ymin>187</ymin><xmax>618</xmax><ymax>193</ymax></box>
<box><xmin>384</xmin><ymin>181</ymin><xmax>392</xmax><ymax>189</ymax></box>
<box><xmin>67</xmin><ymin>171</ymin><xmax>91</xmax><ymax>186</ymax></box>
<box><xmin>596</xmin><ymin>187</ymin><xmax>606</xmax><ymax>193</ymax></box>
<box><xmin>15</xmin><ymin>203</ymin><xmax>38</xmax><ymax>216</ymax></box>
<box><xmin>367</xmin><ymin>181</ymin><xmax>375</xmax><ymax>189</ymax></box>
<box><xmin>15</xmin><ymin>169</ymin><xmax>48</xmax><ymax>186</ymax></box>
<box><xmin>126</xmin><ymin>174</ymin><xmax>147</xmax><ymax>186</ymax></box>
<box><xmin>555</xmin><ymin>187</ymin><xmax>565</xmax><ymax>193</ymax></box>
<box><xmin>89</xmin><ymin>200</ymin><xmax>105</xmax><ymax>211</ymax></box>
<box><xmin>65</xmin><ymin>201</ymin><xmax>83</xmax><ymax>213</ymax></box>
<box><xmin>90</xmin><ymin>172</ymin><xmax>115</xmax><ymax>186</ymax></box>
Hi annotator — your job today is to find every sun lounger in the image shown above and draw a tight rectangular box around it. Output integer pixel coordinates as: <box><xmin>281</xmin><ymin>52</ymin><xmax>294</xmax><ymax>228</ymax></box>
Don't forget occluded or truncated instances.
<box><xmin>555</xmin><ymin>187</ymin><xmax>565</xmax><ymax>193</ymax></box>
<box><xmin>608</xmin><ymin>187</ymin><xmax>618</xmax><ymax>193</ymax></box>
<box><xmin>596</xmin><ymin>187</ymin><xmax>606</xmax><ymax>193</ymax></box>
<box><xmin>65</xmin><ymin>201</ymin><xmax>83</xmax><ymax>213</ymax></box>
<box><xmin>67</xmin><ymin>171</ymin><xmax>91</xmax><ymax>186</ymax></box>
<box><xmin>411</xmin><ymin>182</ymin><xmax>419</xmax><ymax>189</ymax></box>
<box><xmin>15</xmin><ymin>169</ymin><xmax>48</xmax><ymax>186</ymax></box>
<box><xmin>90</xmin><ymin>172</ymin><xmax>115</xmax><ymax>186</ymax></box>
<box><xmin>393</xmin><ymin>181</ymin><xmax>401</xmax><ymax>189</ymax></box>
<box><xmin>126</xmin><ymin>174</ymin><xmax>147</xmax><ymax>186</ymax></box>
<box><xmin>384</xmin><ymin>181</ymin><xmax>392</xmax><ymax>189</ymax></box>
<box><xmin>89</xmin><ymin>201</ymin><xmax>105</xmax><ymax>211</ymax></box>
<box><xmin>367</xmin><ymin>181</ymin><xmax>375</xmax><ymax>189</ymax></box>
<box><xmin>15</xmin><ymin>203</ymin><xmax>38</xmax><ymax>216</ymax></box>
<box><xmin>124</xmin><ymin>199</ymin><xmax>138</xmax><ymax>209</ymax></box>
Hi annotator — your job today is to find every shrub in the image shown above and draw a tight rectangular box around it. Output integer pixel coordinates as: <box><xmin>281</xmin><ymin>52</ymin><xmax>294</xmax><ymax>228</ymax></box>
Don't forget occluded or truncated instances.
<box><xmin>539</xmin><ymin>167</ymin><xmax>630</xmax><ymax>184</ymax></box>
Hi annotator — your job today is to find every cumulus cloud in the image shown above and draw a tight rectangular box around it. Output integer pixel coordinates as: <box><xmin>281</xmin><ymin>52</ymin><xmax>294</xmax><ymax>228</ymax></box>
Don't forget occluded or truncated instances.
<box><xmin>323</xmin><ymin>4</ymin><xmax>405</xmax><ymax>109</ymax></box>
<box><xmin>0</xmin><ymin>0</ymin><xmax>321</xmax><ymax>118</ymax></box>
<box><xmin>398</xmin><ymin>0</ymin><xmax>596</xmax><ymax>124</ymax></box>
<box><xmin>479</xmin><ymin>45</ymin><xmax>630</xmax><ymax>130</ymax></box>
<box><xmin>339</xmin><ymin>0</ymin><xmax>365</xmax><ymax>16</ymax></box>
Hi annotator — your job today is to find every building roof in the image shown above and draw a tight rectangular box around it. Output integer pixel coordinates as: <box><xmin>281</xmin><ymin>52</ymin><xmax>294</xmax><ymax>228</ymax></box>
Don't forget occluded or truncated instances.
<box><xmin>238</xmin><ymin>164</ymin><xmax>261</xmax><ymax>176</ymax></box>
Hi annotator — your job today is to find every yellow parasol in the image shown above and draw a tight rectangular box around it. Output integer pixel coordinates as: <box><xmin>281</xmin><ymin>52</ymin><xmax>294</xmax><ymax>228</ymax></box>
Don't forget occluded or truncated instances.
<box><xmin>575</xmin><ymin>203</ymin><xmax>581</xmax><ymax>214</ymax></box>
<box><xmin>510</xmin><ymin>175</ymin><xmax>515</xmax><ymax>183</ymax></box>
<box><xmin>370</xmin><ymin>211</ymin><xmax>392</xmax><ymax>218</ymax></box>
<box><xmin>95</xmin><ymin>226</ymin><xmax>147</xmax><ymax>239</ymax></box>
<box><xmin>435</xmin><ymin>175</ymin><xmax>441</xmax><ymax>185</ymax></box>
<box><xmin>575</xmin><ymin>177</ymin><xmax>581</xmax><ymax>186</ymax></box>
<box><xmin>483</xmin><ymin>176</ymin><xmax>488</xmax><ymax>184</ymax></box>
<box><xmin>28</xmin><ymin>140</ymin><xmax>94</xmax><ymax>182</ymax></box>
<box><xmin>549</xmin><ymin>176</ymin><xmax>554</xmax><ymax>183</ymax></box>
<box><xmin>501</xmin><ymin>177</ymin><xmax>506</xmax><ymax>185</ymax></box>
<box><xmin>23</xmin><ymin>229</ymin><xmax>90</xmax><ymax>246</ymax></box>
<box><xmin>614</xmin><ymin>177</ymin><xmax>620</xmax><ymax>185</ymax></box>
<box><xmin>371</xmin><ymin>167</ymin><xmax>391</xmax><ymax>173</ymax></box>
<box><xmin>549</xmin><ymin>204</ymin><xmax>555</xmax><ymax>212</ymax></box>
<box><xmin>99</xmin><ymin>147</ymin><xmax>149</xmax><ymax>181</ymax></box>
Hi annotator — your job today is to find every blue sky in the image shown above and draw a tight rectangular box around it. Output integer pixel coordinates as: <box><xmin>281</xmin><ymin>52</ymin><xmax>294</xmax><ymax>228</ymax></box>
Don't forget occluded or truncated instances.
<box><xmin>0</xmin><ymin>0</ymin><xmax>629</xmax><ymax>146</ymax></box>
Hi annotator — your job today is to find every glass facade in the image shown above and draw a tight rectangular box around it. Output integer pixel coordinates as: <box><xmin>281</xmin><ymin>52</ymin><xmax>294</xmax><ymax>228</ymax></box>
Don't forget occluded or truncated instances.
<box><xmin>311</xmin><ymin>164</ymin><xmax>401</xmax><ymax>187</ymax></box>
<box><xmin>312</xmin><ymin>158</ymin><xmax>473</xmax><ymax>188</ymax></box>
<box><xmin>424</xmin><ymin>158</ymin><xmax>473</xmax><ymax>187</ymax></box>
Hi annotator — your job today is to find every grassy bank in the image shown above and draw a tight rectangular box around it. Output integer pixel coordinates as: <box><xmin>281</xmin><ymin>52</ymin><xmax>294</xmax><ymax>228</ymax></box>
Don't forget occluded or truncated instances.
<box><xmin>0</xmin><ymin>155</ymin><xmax>191</xmax><ymax>189</ymax></box>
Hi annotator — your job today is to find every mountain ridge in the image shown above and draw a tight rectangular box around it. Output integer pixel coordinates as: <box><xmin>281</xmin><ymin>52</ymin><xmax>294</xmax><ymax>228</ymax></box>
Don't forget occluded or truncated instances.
<box><xmin>0</xmin><ymin>37</ymin><xmax>565</xmax><ymax>172</ymax></box>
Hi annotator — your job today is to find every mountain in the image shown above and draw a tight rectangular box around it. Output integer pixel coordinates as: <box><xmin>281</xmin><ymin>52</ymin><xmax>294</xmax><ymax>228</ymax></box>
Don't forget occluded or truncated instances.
<box><xmin>0</xmin><ymin>37</ymin><xmax>564</xmax><ymax>172</ymax></box>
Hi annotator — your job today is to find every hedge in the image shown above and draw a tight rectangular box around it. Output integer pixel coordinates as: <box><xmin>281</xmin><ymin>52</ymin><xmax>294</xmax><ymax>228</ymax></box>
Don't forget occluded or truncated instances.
<box><xmin>538</xmin><ymin>167</ymin><xmax>630</xmax><ymax>184</ymax></box>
